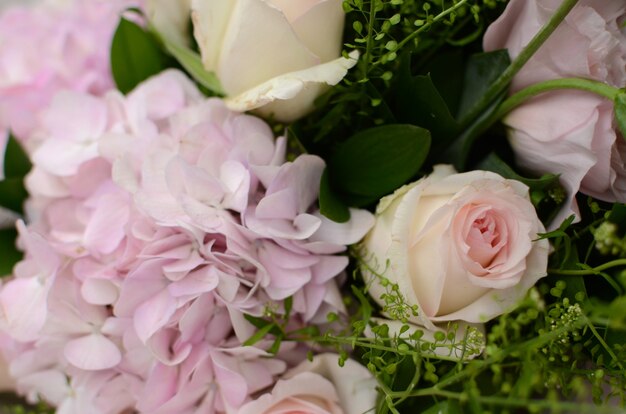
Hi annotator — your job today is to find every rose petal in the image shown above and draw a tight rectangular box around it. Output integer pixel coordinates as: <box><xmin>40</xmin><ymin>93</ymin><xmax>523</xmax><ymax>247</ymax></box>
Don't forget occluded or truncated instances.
<box><xmin>225</xmin><ymin>50</ymin><xmax>359</xmax><ymax>122</ymax></box>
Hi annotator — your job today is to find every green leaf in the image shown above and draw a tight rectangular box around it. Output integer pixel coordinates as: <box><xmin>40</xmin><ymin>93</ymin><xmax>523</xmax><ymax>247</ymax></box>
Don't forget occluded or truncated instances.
<box><xmin>477</xmin><ymin>153</ymin><xmax>560</xmax><ymax>190</ymax></box>
<box><xmin>110</xmin><ymin>18</ymin><xmax>171</xmax><ymax>94</ymax></box>
<box><xmin>243</xmin><ymin>314</ymin><xmax>269</xmax><ymax>330</ymax></box>
<box><xmin>283</xmin><ymin>295</ymin><xmax>293</xmax><ymax>318</ymax></box>
<box><xmin>608</xmin><ymin>202</ymin><xmax>626</xmax><ymax>227</ymax></box>
<box><xmin>329</xmin><ymin>124</ymin><xmax>430</xmax><ymax>202</ymax></box>
<box><xmin>0</xmin><ymin>228</ymin><xmax>21</xmax><ymax>276</ymax></box>
<box><xmin>319</xmin><ymin>169</ymin><xmax>350</xmax><ymax>222</ymax></box>
<box><xmin>3</xmin><ymin>134</ymin><xmax>31</xmax><ymax>179</ymax></box>
<box><xmin>0</xmin><ymin>178</ymin><xmax>28</xmax><ymax>214</ymax></box>
<box><xmin>442</xmin><ymin>50</ymin><xmax>511</xmax><ymax>169</ymax></box>
<box><xmin>160</xmin><ymin>38</ymin><xmax>224</xmax><ymax>95</ymax></box>
<box><xmin>615</xmin><ymin>91</ymin><xmax>626</xmax><ymax>139</ymax></box>
<box><xmin>386</xmin><ymin>55</ymin><xmax>458</xmax><ymax>156</ymax></box>
<box><xmin>457</xmin><ymin>49</ymin><xmax>511</xmax><ymax>120</ymax></box>
<box><xmin>267</xmin><ymin>335</ymin><xmax>283</xmax><ymax>355</ymax></box>
<box><xmin>417</xmin><ymin>49</ymin><xmax>465</xmax><ymax>115</ymax></box>
<box><xmin>242</xmin><ymin>323</ymin><xmax>276</xmax><ymax>347</ymax></box>
<box><xmin>243</xmin><ymin>314</ymin><xmax>283</xmax><ymax>336</ymax></box>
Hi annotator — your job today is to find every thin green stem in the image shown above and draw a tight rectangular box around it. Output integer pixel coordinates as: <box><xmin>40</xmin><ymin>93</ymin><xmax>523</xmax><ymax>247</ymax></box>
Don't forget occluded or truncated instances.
<box><xmin>459</xmin><ymin>0</ymin><xmax>580</xmax><ymax>128</ymax></box>
<box><xmin>287</xmin><ymin>334</ymin><xmax>465</xmax><ymax>363</ymax></box>
<box><xmin>394</xmin><ymin>0</ymin><xmax>470</xmax><ymax>54</ymax></box>
<box><xmin>389</xmin><ymin>355</ymin><xmax>422</xmax><ymax>408</ymax></box>
<box><xmin>494</xmin><ymin>78</ymin><xmax>619</xmax><ymax>120</ymax></box>
<box><xmin>431</xmin><ymin>316</ymin><xmax>588</xmax><ymax>390</ymax></box>
<box><xmin>360</xmin><ymin>0</ymin><xmax>378</xmax><ymax>80</ymax></box>
<box><xmin>388</xmin><ymin>388</ymin><xmax>620</xmax><ymax>413</ymax></box>
<box><xmin>587</xmin><ymin>322</ymin><xmax>625</xmax><ymax>371</ymax></box>
<box><xmin>549</xmin><ymin>259</ymin><xmax>626</xmax><ymax>276</ymax></box>
<box><xmin>466</xmin><ymin>78</ymin><xmax>622</xmax><ymax>150</ymax></box>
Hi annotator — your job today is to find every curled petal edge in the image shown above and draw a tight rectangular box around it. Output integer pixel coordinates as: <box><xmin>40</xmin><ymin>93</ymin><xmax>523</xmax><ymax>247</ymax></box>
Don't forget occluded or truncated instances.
<box><xmin>225</xmin><ymin>50</ymin><xmax>359</xmax><ymax>113</ymax></box>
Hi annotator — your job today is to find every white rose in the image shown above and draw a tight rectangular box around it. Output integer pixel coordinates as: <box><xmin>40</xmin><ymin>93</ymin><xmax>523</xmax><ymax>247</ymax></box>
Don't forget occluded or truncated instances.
<box><xmin>361</xmin><ymin>165</ymin><xmax>550</xmax><ymax>331</ymax></box>
<box><xmin>189</xmin><ymin>0</ymin><xmax>357</xmax><ymax>122</ymax></box>
<box><xmin>238</xmin><ymin>353</ymin><xmax>377</xmax><ymax>414</ymax></box>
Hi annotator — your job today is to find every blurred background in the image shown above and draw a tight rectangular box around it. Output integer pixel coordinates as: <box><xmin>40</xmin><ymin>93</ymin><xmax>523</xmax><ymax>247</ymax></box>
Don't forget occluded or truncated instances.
<box><xmin>0</xmin><ymin>0</ymin><xmax>37</xmax><ymax>10</ymax></box>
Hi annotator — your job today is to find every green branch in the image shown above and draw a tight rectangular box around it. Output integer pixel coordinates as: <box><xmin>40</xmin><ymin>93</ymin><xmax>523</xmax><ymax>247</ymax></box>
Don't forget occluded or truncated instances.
<box><xmin>495</xmin><ymin>78</ymin><xmax>620</xmax><ymax>118</ymax></box>
<box><xmin>395</xmin><ymin>0</ymin><xmax>471</xmax><ymax>54</ymax></box>
<box><xmin>549</xmin><ymin>259</ymin><xmax>626</xmax><ymax>276</ymax></box>
<box><xmin>459</xmin><ymin>0</ymin><xmax>580</xmax><ymax>128</ymax></box>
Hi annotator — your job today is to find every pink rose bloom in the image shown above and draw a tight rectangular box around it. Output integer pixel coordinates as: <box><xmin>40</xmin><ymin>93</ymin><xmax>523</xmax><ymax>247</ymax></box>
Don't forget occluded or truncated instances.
<box><xmin>238</xmin><ymin>353</ymin><xmax>377</xmax><ymax>414</ymax></box>
<box><xmin>484</xmin><ymin>0</ymin><xmax>626</xmax><ymax>227</ymax></box>
<box><xmin>0</xmin><ymin>0</ymin><xmax>137</xmax><ymax>142</ymax></box>
<box><xmin>362</xmin><ymin>165</ymin><xmax>549</xmax><ymax>332</ymax></box>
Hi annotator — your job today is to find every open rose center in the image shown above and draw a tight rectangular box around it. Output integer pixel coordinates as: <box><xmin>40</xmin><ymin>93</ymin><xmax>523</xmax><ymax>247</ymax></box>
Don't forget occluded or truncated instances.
<box><xmin>466</xmin><ymin>210</ymin><xmax>508</xmax><ymax>269</ymax></box>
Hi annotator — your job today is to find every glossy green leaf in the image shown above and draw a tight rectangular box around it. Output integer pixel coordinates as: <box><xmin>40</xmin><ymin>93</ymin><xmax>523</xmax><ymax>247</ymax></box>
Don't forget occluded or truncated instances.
<box><xmin>615</xmin><ymin>91</ymin><xmax>626</xmax><ymax>139</ymax></box>
<box><xmin>319</xmin><ymin>169</ymin><xmax>350</xmax><ymax>223</ymax></box>
<box><xmin>0</xmin><ymin>228</ymin><xmax>21</xmax><ymax>276</ymax></box>
<box><xmin>329</xmin><ymin>124</ymin><xmax>430</xmax><ymax>201</ymax></box>
<box><xmin>110</xmin><ymin>18</ymin><xmax>171</xmax><ymax>94</ymax></box>
<box><xmin>3</xmin><ymin>134</ymin><xmax>31</xmax><ymax>179</ymax></box>
<box><xmin>457</xmin><ymin>49</ymin><xmax>511</xmax><ymax>120</ymax></box>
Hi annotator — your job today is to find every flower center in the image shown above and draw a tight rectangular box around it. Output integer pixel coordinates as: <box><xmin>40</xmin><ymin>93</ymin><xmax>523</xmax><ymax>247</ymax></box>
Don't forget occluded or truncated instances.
<box><xmin>467</xmin><ymin>211</ymin><xmax>506</xmax><ymax>269</ymax></box>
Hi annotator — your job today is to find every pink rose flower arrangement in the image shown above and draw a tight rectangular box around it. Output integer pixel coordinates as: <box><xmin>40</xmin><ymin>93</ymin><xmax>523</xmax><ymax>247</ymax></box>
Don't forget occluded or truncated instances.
<box><xmin>484</xmin><ymin>0</ymin><xmax>626</xmax><ymax>227</ymax></box>
<box><xmin>0</xmin><ymin>0</ymin><xmax>138</xmax><ymax>142</ymax></box>
<box><xmin>362</xmin><ymin>165</ymin><xmax>549</xmax><ymax>332</ymax></box>
<box><xmin>0</xmin><ymin>70</ymin><xmax>373</xmax><ymax>413</ymax></box>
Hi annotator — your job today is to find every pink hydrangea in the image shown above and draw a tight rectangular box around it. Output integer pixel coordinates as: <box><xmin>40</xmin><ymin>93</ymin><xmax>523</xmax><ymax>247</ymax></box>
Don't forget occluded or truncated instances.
<box><xmin>0</xmin><ymin>0</ymin><xmax>138</xmax><ymax>143</ymax></box>
<box><xmin>0</xmin><ymin>70</ymin><xmax>373</xmax><ymax>413</ymax></box>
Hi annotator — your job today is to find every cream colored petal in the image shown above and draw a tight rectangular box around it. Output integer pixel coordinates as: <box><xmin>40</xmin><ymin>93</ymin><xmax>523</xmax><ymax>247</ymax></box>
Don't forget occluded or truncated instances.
<box><xmin>265</xmin><ymin>0</ymin><xmax>323</xmax><ymax>22</ymax></box>
<box><xmin>147</xmin><ymin>0</ymin><xmax>192</xmax><ymax>46</ymax></box>
<box><xmin>289</xmin><ymin>0</ymin><xmax>345</xmax><ymax>62</ymax></box>
<box><xmin>217</xmin><ymin>0</ymin><xmax>319</xmax><ymax>95</ymax></box>
<box><xmin>286</xmin><ymin>353</ymin><xmax>378</xmax><ymax>414</ymax></box>
<box><xmin>225</xmin><ymin>50</ymin><xmax>358</xmax><ymax>122</ymax></box>
<box><xmin>191</xmin><ymin>0</ymin><xmax>237</xmax><ymax>72</ymax></box>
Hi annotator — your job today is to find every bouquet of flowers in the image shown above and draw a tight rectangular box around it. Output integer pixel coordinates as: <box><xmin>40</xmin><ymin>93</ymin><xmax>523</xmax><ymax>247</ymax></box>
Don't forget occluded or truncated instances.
<box><xmin>0</xmin><ymin>0</ymin><xmax>624</xmax><ymax>413</ymax></box>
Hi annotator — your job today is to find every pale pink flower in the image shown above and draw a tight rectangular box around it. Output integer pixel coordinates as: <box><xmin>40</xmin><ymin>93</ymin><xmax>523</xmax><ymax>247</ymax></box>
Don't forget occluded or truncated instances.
<box><xmin>362</xmin><ymin>165</ymin><xmax>549</xmax><ymax>331</ymax></box>
<box><xmin>238</xmin><ymin>353</ymin><xmax>377</xmax><ymax>414</ymax></box>
<box><xmin>0</xmin><ymin>0</ymin><xmax>139</xmax><ymax>142</ymax></box>
<box><xmin>484</xmin><ymin>0</ymin><xmax>626</xmax><ymax>226</ymax></box>
<box><xmin>0</xmin><ymin>70</ymin><xmax>374</xmax><ymax>413</ymax></box>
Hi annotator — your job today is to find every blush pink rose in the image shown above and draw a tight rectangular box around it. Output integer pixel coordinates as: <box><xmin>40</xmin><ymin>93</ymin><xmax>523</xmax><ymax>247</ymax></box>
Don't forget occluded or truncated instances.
<box><xmin>361</xmin><ymin>165</ymin><xmax>549</xmax><ymax>332</ymax></box>
<box><xmin>484</xmin><ymin>0</ymin><xmax>626</xmax><ymax>227</ymax></box>
<box><xmin>238</xmin><ymin>353</ymin><xmax>377</xmax><ymax>414</ymax></box>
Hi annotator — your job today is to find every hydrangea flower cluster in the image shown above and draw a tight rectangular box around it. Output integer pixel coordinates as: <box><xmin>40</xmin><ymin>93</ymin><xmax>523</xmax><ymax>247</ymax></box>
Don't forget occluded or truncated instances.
<box><xmin>0</xmin><ymin>0</ymin><xmax>137</xmax><ymax>142</ymax></box>
<box><xmin>0</xmin><ymin>70</ymin><xmax>373</xmax><ymax>413</ymax></box>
